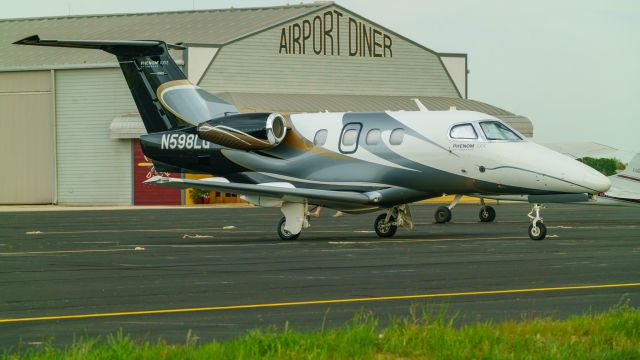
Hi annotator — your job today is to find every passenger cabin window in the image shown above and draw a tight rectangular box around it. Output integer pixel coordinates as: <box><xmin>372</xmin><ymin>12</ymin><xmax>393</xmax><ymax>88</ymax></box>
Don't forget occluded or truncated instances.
<box><xmin>339</xmin><ymin>123</ymin><xmax>362</xmax><ymax>154</ymax></box>
<box><xmin>389</xmin><ymin>128</ymin><xmax>405</xmax><ymax>145</ymax></box>
<box><xmin>342</xmin><ymin>129</ymin><xmax>358</xmax><ymax>146</ymax></box>
<box><xmin>480</xmin><ymin>121</ymin><xmax>522</xmax><ymax>141</ymax></box>
<box><xmin>366</xmin><ymin>129</ymin><xmax>381</xmax><ymax>145</ymax></box>
<box><xmin>450</xmin><ymin>124</ymin><xmax>478</xmax><ymax>140</ymax></box>
<box><xmin>314</xmin><ymin>129</ymin><xmax>328</xmax><ymax>146</ymax></box>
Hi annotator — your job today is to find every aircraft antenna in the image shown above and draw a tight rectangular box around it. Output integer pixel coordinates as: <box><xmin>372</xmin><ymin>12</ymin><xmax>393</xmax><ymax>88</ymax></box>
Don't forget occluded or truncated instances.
<box><xmin>412</xmin><ymin>98</ymin><xmax>429</xmax><ymax>111</ymax></box>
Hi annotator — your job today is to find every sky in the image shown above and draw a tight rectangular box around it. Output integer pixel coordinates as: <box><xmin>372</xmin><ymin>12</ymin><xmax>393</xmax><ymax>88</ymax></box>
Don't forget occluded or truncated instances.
<box><xmin>4</xmin><ymin>0</ymin><xmax>639</xmax><ymax>162</ymax></box>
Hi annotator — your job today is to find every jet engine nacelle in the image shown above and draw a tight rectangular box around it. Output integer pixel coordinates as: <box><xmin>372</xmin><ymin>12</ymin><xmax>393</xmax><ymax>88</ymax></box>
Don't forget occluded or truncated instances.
<box><xmin>197</xmin><ymin>112</ymin><xmax>287</xmax><ymax>150</ymax></box>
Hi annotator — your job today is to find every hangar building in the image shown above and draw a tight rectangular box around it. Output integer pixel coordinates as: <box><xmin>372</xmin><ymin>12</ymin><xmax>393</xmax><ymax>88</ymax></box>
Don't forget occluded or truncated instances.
<box><xmin>0</xmin><ymin>2</ymin><xmax>532</xmax><ymax>205</ymax></box>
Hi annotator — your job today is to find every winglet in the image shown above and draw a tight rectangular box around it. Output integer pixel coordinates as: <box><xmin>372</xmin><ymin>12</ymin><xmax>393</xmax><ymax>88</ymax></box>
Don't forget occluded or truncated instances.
<box><xmin>13</xmin><ymin>34</ymin><xmax>40</xmax><ymax>45</ymax></box>
<box><xmin>412</xmin><ymin>98</ymin><xmax>429</xmax><ymax>111</ymax></box>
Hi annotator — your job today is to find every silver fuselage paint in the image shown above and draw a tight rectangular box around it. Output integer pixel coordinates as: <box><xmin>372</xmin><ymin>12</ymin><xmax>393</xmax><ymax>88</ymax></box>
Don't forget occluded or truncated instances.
<box><xmin>221</xmin><ymin>110</ymin><xmax>610</xmax><ymax>203</ymax></box>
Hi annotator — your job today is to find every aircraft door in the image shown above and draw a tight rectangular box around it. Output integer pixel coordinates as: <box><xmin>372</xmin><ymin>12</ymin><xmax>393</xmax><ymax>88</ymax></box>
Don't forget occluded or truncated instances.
<box><xmin>339</xmin><ymin>123</ymin><xmax>362</xmax><ymax>154</ymax></box>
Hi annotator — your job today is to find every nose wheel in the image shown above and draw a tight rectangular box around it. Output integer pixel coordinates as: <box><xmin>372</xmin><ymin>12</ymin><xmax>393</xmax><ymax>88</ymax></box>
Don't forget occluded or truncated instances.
<box><xmin>528</xmin><ymin>222</ymin><xmax>547</xmax><ymax>240</ymax></box>
<box><xmin>527</xmin><ymin>203</ymin><xmax>546</xmax><ymax>240</ymax></box>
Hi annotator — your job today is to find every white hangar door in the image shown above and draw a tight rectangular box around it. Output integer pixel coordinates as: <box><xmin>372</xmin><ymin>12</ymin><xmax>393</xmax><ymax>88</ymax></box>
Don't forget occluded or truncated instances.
<box><xmin>0</xmin><ymin>71</ymin><xmax>54</xmax><ymax>204</ymax></box>
<box><xmin>55</xmin><ymin>69</ymin><xmax>135</xmax><ymax>205</ymax></box>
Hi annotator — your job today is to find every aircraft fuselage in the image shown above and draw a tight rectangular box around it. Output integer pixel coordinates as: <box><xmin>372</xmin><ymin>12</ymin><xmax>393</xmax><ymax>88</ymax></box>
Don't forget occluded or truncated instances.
<box><xmin>141</xmin><ymin>110</ymin><xmax>610</xmax><ymax>206</ymax></box>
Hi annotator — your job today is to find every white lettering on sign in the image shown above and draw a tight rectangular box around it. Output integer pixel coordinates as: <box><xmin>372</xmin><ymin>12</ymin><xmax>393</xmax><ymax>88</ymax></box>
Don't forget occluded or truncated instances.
<box><xmin>161</xmin><ymin>134</ymin><xmax>210</xmax><ymax>150</ymax></box>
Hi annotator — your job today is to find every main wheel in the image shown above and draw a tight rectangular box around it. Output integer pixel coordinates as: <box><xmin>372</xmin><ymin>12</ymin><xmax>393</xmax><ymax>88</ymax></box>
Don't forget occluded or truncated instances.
<box><xmin>434</xmin><ymin>206</ymin><xmax>452</xmax><ymax>224</ymax></box>
<box><xmin>277</xmin><ymin>217</ymin><xmax>300</xmax><ymax>241</ymax></box>
<box><xmin>479</xmin><ymin>206</ymin><xmax>496</xmax><ymax>222</ymax></box>
<box><xmin>528</xmin><ymin>222</ymin><xmax>547</xmax><ymax>241</ymax></box>
<box><xmin>374</xmin><ymin>213</ymin><xmax>397</xmax><ymax>238</ymax></box>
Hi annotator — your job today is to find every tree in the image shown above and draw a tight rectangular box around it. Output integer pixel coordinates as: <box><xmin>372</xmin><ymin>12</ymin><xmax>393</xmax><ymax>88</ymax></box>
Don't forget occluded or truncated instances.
<box><xmin>578</xmin><ymin>157</ymin><xmax>626</xmax><ymax>176</ymax></box>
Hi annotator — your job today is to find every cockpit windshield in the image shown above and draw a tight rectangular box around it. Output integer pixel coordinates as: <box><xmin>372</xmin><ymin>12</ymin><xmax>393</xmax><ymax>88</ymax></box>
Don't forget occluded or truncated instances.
<box><xmin>479</xmin><ymin>121</ymin><xmax>522</xmax><ymax>141</ymax></box>
<box><xmin>450</xmin><ymin>123</ymin><xmax>478</xmax><ymax>140</ymax></box>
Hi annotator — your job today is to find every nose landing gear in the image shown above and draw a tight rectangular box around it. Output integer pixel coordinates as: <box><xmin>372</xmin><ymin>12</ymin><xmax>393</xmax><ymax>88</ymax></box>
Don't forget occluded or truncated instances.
<box><xmin>527</xmin><ymin>203</ymin><xmax>547</xmax><ymax>240</ymax></box>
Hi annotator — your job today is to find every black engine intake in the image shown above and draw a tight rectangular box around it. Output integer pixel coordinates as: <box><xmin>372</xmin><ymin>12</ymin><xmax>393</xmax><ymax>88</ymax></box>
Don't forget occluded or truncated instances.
<box><xmin>197</xmin><ymin>112</ymin><xmax>287</xmax><ymax>150</ymax></box>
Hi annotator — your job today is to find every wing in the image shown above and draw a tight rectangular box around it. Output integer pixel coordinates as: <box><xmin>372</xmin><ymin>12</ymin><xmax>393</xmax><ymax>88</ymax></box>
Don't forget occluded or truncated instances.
<box><xmin>605</xmin><ymin>188</ymin><xmax>640</xmax><ymax>201</ymax></box>
<box><xmin>144</xmin><ymin>176</ymin><xmax>382</xmax><ymax>209</ymax></box>
<box><xmin>541</xmin><ymin>141</ymin><xmax>617</xmax><ymax>159</ymax></box>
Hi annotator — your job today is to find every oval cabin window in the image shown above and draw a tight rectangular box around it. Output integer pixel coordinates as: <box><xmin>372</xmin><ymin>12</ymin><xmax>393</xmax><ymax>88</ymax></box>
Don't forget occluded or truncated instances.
<box><xmin>389</xmin><ymin>128</ymin><xmax>405</xmax><ymax>145</ymax></box>
<box><xmin>314</xmin><ymin>129</ymin><xmax>328</xmax><ymax>146</ymax></box>
<box><xmin>366</xmin><ymin>129</ymin><xmax>381</xmax><ymax>145</ymax></box>
<box><xmin>342</xmin><ymin>129</ymin><xmax>358</xmax><ymax>146</ymax></box>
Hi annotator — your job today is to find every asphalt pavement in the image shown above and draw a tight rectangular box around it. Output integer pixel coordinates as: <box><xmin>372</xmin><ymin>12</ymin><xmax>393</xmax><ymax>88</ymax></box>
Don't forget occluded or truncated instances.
<box><xmin>0</xmin><ymin>203</ymin><xmax>638</xmax><ymax>348</ymax></box>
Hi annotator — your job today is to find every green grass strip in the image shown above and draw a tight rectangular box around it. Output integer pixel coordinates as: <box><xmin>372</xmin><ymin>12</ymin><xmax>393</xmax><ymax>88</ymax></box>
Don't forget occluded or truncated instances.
<box><xmin>3</xmin><ymin>303</ymin><xmax>640</xmax><ymax>359</ymax></box>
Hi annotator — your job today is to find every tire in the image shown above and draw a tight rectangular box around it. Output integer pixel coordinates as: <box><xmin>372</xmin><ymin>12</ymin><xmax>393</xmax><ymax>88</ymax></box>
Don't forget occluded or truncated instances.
<box><xmin>374</xmin><ymin>213</ymin><xmax>397</xmax><ymax>238</ymax></box>
<box><xmin>434</xmin><ymin>206</ymin><xmax>452</xmax><ymax>224</ymax></box>
<box><xmin>528</xmin><ymin>222</ymin><xmax>547</xmax><ymax>241</ymax></box>
<box><xmin>479</xmin><ymin>206</ymin><xmax>496</xmax><ymax>222</ymax></box>
<box><xmin>277</xmin><ymin>217</ymin><xmax>300</xmax><ymax>241</ymax></box>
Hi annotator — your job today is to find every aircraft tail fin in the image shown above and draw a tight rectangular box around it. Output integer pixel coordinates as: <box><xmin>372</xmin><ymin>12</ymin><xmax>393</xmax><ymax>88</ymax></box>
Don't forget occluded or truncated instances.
<box><xmin>618</xmin><ymin>153</ymin><xmax>640</xmax><ymax>179</ymax></box>
<box><xmin>14</xmin><ymin>35</ymin><xmax>237</xmax><ymax>134</ymax></box>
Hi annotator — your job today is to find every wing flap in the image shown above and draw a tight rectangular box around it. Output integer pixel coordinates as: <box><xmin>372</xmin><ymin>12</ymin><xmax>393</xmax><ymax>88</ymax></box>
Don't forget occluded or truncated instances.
<box><xmin>144</xmin><ymin>176</ymin><xmax>375</xmax><ymax>206</ymax></box>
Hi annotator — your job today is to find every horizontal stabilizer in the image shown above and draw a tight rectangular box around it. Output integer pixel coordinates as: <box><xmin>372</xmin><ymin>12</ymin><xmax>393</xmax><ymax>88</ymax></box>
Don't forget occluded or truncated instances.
<box><xmin>13</xmin><ymin>34</ymin><xmax>220</xmax><ymax>135</ymax></box>
<box><xmin>13</xmin><ymin>34</ymin><xmax>185</xmax><ymax>50</ymax></box>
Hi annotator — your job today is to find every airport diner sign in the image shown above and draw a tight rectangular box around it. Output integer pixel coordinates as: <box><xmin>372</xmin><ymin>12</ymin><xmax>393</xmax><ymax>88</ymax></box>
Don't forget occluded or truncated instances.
<box><xmin>279</xmin><ymin>10</ymin><xmax>393</xmax><ymax>58</ymax></box>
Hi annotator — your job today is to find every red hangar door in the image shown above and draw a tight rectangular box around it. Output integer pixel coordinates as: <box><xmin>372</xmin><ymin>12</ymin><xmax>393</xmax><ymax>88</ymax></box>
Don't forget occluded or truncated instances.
<box><xmin>133</xmin><ymin>140</ymin><xmax>182</xmax><ymax>205</ymax></box>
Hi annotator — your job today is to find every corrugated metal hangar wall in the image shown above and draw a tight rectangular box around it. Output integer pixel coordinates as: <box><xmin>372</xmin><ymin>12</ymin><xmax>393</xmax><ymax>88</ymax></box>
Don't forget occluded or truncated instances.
<box><xmin>0</xmin><ymin>2</ymin><xmax>531</xmax><ymax>205</ymax></box>
<box><xmin>0</xmin><ymin>71</ymin><xmax>54</xmax><ymax>204</ymax></box>
<box><xmin>55</xmin><ymin>69</ymin><xmax>136</xmax><ymax>205</ymax></box>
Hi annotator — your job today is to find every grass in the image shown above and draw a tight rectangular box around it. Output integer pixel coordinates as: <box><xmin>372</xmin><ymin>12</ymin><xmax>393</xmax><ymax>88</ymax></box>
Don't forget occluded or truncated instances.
<box><xmin>3</xmin><ymin>302</ymin><xmax>640</xmax><ymax>359</ymax></box>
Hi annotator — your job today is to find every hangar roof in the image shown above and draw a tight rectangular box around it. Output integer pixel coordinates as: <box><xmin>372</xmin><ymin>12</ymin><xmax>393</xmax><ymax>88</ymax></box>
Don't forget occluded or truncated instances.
<box><xmin>0</xmin><ymin>3</ymin><xmax>329</xmax><ymax>71</ymax></box>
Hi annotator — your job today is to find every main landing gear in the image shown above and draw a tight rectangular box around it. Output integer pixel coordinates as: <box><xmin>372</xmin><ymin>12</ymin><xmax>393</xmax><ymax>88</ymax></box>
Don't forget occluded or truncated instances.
<box><xmin>277</xmin><ymin>216</ymin><xmax>301</xmax><ymax>241</ymax></box>
<box><xmin>527</xmin><ymin>203</ymin><xmax>547</xmax><ymax>240</ymax></box>
<box><xmin>431</xmin><ymin>196</ymin><xmax>547</xmax><ymax>240</ymax></box>
<box><xmin>478</xmin><ymin>198</ymin><xmax>496</xmax><ymax>223</ymax></box>
<box><xmin>277</xmin><ymin>202</ymin><xmax>310</xmax><ymax>241</ymax></box>
<box><xmin>434</xmin><ymin>194</ymin><xmax>459</xmax><ymax>223</ymax></box>
<box><xmin>374</xmin><ymin>204</ymin><xmax>413</xmax><ymax>238</ymax></box>
<box><xmin>434</xmin><ymin>196</ymin><xmax>497</xmax><ymax>223</ymax></box>
<box><xmin>276</xmin><ymin>201</ymin><xmax>546</xmax><ymax>241</ymax></box>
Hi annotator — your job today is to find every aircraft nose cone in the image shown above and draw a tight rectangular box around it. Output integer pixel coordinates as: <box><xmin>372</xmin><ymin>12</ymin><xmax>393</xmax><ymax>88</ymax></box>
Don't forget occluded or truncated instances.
<box><xmin>583</xmin><ymin>167</ymin><xmax>611</xmax><ymax>193</ymax></box>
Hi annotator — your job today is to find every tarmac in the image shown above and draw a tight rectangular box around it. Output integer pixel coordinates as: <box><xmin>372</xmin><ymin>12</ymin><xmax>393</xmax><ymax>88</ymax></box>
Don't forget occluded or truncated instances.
<box><xmin>0</xmin><ymin>203</ymin><xmax>638</xmax><ymax>348</ymax></box>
